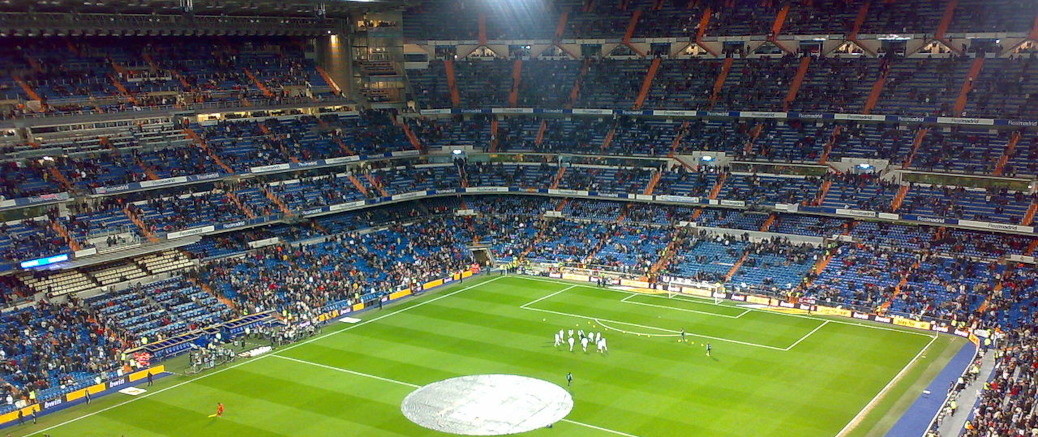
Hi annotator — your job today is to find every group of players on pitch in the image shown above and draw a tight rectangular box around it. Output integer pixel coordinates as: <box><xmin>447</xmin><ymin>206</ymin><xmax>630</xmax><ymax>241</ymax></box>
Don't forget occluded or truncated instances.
<box><xmin>554</xmin><ymin>329</ymin><xmax>608</xmax><ymax>353</ymax></box>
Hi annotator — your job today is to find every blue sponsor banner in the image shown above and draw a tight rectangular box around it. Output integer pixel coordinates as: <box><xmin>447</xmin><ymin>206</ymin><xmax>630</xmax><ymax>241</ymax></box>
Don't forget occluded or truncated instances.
<box><xmin>414</xmin><ymin>107</ymin><xmax>1038</xmax><ymax>129</ymax></box>
<box><xmin>0</xmin><ymin>192</ymin><xmax>70</xmax><ymax>209</ymax></box>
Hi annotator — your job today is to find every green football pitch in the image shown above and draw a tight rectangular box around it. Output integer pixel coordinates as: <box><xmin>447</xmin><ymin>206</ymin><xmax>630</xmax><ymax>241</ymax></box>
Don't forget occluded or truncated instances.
<box><xmin>15</xmin><ymin>275</ymin><xmax>965</xmax><ymax>437</ymax></box>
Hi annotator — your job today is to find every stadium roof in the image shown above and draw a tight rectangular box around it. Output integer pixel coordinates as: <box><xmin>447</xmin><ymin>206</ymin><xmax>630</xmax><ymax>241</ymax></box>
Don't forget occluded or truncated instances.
<box><xmin>0</xmin><ymin>0</ymin><xmax>409</xmax><ymax>18</ymax></box>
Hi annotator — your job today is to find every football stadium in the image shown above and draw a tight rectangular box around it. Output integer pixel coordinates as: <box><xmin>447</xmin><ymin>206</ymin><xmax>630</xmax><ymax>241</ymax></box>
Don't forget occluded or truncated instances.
<box><xmin>0</xmin><ymin>0</ymin><xmax>1034</xmax><ymax>436</ymax></box>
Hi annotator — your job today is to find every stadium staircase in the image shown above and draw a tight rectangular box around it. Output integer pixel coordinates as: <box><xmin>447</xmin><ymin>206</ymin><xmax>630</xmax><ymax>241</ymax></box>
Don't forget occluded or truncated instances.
<box><xmin>347</xmin><ymin>174</ymin><xmax>369</xmax><ymax>197</ymax></box>
<box><xmin>643</xmin><ymin>170</ymin><xmax>663</xmax><ymax>195</ymax></box>
<box><xmin>124</xmin><ymin>207</ymin><xmax>159</xmax><ymax>243</ymax></box>
<box><xmin>902</xmin><ymin>128</ymin><xmax>929</xmax><ymax>169</ymax></box>
<box><xmin>183</xmin><ymin>128</ymin><xmax>234</xmax><ymax>174</ymax></box>
<box><xmin>259</xmin><ymin>124</ymin><xmax>300</xmax><ymax>163</ymax></box>
<box><xmin>770</xmin><ymin>4</ymin><xmax>791</xmax><ymax>49</ymax></box>
<box><xmin>262</xmin><ymin>186</ymin><xmax>293</xmax><ymax>215</ymax></box>
<box><xmin>365</xmin><ymin>173</ymin><xmax>389</xmax><ymax>197</ymax></box>
<box><xmin>650</xmin><ymin>228</ymin><xmax>685</xmax><ymax>274</ymax></box>
<box><xmin>994</xmin><ymin>131</ymin><xmax>1021</xmax><ymax>176</ymax></box>
<box><xmin>1026</xmin><ymin>239</ymin><xmax>1038</xmax><ymax>256</ymax></box>
<box><xmin>402</xmin><ymin>122</ymin><xmax>422</xmax><ymax>151</ymax></box>
<box><xmin>813</xmin><ymin>180</ymin><xmax>832</xmax><ymax>206</ymax></box>
<box><xmin>953</xmin><ymin>57</ymin><xmax>984</xmax><ymax>115</ymax></box>
<box><xmin>818</xmin><ymin>126</ymin><xmax>842</xmax><ymax>164</ymax></box>
<box><xmin>934</xmin><ymin>0</ymin><xmax>961</xmax><ymax>54</ymax></box>
<box><xmin>555</xmin><ymin>11</ymin><xmax>568</xmax><ymax>40</ymax></box>
<box><xmin>744</xmin><ymin>124</ymin><xmax>764</xmax><ymax>156</ymax></box>
<box><xmin>444</xmin><ymin>60</ymin><xmax>461</xmax><ymax>107</ymax></box>
<box><xmin>47</xmin><ymin>167</ymin><xmax>75</xmax><ymax>192</ymax></box>
<box><xmin>601</xmin><ymin>126</ymin><xmax>616</xmax><ymax>153</ymax></box>
<box><xmin>315</xmin><ymin>66</ymin><xmax>343</xmax><ymax>95</ymax></box>
<box><xmin>1022</xmin><ymin>201</ymin><xmax>1038</xmax><ymax>226</ymax></box>
<box><xmin>226</xmin><ymin>192</ymin><xmax>256</xmax><ymax>219</ymax></box>
<box><xmin>847</xmin><ymin>2</ymin><xmax>877</xmax><ymax>56</ymax></box>
<box><xmin>880</xmin><ymin>260</ymin><xmax>920</xmax><ymax>313</ymax></box>
<box><xmin>782</xmin><ymin>56</ymin><xmax>811</xmax><ymax>111</ymax></box>
<box><xmin>551</xmin><ymin>166</ymin><xmax>566</xmax><ymax>190</ymax></box>
<box><xmin>668</xmin><ymin>121</ymin><xmax>690</xmax><ymax>157</ymax></box>
<box><xmin>709</xmin><ymin>173</ymin><xmax>727</xmax><ymax>200</ymax></box>
<box><xmin>760</xmin><ymin>214</ymin><xmax>777</xmax><ymax>232</ymax></box>
<box><xmin>725</xmin><ymin>253</ymin><xmax>749</xmax><ymax>281</ymax></box>
<box><xmin>863</xmin><ymin>69</ymin><xmax>887</xmax><ymax>114</ymax></box>
<box><xmin>490</xmin><ymin>118</ymin><xmax>500</xmax><ymax>152</ymax></box>
<box><xmin>50</xmin><ymin>219</ymin><xmax>82</xmax><ymax>252</ymax></box>
<box><xmin>582</xmin><ymin>206</ymin><xmax>630</xmax><ymax>264</ymax></box>
<box><xmin>187</xmin><ymin>277</ymin><xmax>238</xmax><ymax>311</ymax></box>
<box><xmin>633</xmin><ymin>58</ymin><xmax>661</xmax><ymax>110</ymax></box>
<box><xmin>555</xmin><ymin>199</ymin><xmax>568</xmax><ymax>212</ymax></box>
<box><xmin>622</xmin><ymin>10</ymin><xmax>645</xmax><ymax>57</ymax></box>
<box><xmin>535</xmin><ymin>120</ymin><xmax>547</xmax><ymax>147</ymax></box>
<box><xmin>695</xmin><ymin>7</ymin><xmax>719</xmax><ymax>56</ymax></box>
<box><xmin>478</xmin><ymin>12</ymin><xmax>487</xmax><ymax>46</ymax></box>
<box><xmin>12</xmin><ymin>75</ymin><xmax>41</xmax><ymax>101</ymax></box>
<box><xmin>708</xmin><ymin>57</ymin><xmax>733</xmax><ymax>108</ymax></box>
<box><xmin>508</xmin><ymin>60</ymin><xmax>522</xmax><ymax>107</ymax></box>
<box><xmin>334</xmin><ymin>135</ymin><xmax>354</xmax><ymax>155</ymax></box>
<box><xmin>107</xmin><ymin>73</ymin><xmax>138</xmax><ymax>105</ymax></box>
<box><xmin>244</xmin><ymin>68</ymin><xmax>274</xmax><ymax>98</ymax></box>
<box><xmin>135</xmin><ymin>157</ymin><xmax>160</xmax><ymax>180</ymax></box>
<box><xmin>891</xmin><ymin>185</ymin><xmax>911</xmax><ymax>212</ymax></box>
<box><xmin>569</xmin><ymin>58</ymin><xmax>591</xmax><ymax>108</ymax></box>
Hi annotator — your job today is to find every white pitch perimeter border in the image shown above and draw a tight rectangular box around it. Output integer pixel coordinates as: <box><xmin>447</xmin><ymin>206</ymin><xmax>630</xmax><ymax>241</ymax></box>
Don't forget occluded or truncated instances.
<box><xmin>26</xmin><ymin>275</ymin><xmax>508</xmax><ymax>437</ymax></box>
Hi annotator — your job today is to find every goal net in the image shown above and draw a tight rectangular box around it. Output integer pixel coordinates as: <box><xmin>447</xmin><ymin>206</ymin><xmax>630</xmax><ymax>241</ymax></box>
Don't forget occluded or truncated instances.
<box><xmin>661</xmin><ymin>276</ymin><xmax>726</xmax><ymax>304</ymax></box>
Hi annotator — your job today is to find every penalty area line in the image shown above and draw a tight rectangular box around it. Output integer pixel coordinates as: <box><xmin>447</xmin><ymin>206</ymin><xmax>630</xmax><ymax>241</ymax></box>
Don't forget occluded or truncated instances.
<box><xmin>783</xmin><ymin>320</ymin><xmax>829</xmax><ymax>351</ymax></box>
<box><xmin>26</xmin><ymin>275</ymin><xmax>507</xmax><ymax>436</ymax></box>
<box><xmin>519</xmin><ymin>285</ymin><xmax>579</xmax><ymax>309</ymax></box>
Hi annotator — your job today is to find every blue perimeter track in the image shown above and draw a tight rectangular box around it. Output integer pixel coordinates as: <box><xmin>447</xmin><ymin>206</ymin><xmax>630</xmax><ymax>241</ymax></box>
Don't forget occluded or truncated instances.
<box><xmin>883</xmin><ymin>342</ymin><xmax>976</xmax><ymax>437</ymax></box>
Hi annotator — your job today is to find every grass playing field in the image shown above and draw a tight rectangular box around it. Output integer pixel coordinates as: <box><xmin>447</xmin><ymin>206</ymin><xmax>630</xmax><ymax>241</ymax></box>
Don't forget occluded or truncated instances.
<box><xmin>14</xmin><ymin>274</ymin><xmax>965</xmax><ymax>437</ymax></box>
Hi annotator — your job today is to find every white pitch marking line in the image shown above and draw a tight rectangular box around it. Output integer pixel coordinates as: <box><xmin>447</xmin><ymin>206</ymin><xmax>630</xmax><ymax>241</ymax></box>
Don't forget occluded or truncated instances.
<box><xmin>277</xmin><ymin>353</ymin><xmax>643</xmax><ymax>437</ymax></box>
<box><xmin>522</xmin><ymin>305</ymin><xmax>787</xmax><ymax>351</ymax></box>
<box><xmin>620</xmin><ymin>293</ymin><xmax>749</xmax><ymax>319</ymax></box>
<box><xmin>561</xmin><ymin>418</ymin><xmax>643</xmax><ymax>437</ymax></box>
<box><xmin>835</xmin><ymin>334</ymin><xmax>939</xmax><ymax>437</ymax></box>
<box><xmin>273</xmin><ymin>355</ymin><xmax>420</xmax><ymax>388</ymax></box>
<box><xmin>27</xmin><ymin>275</ymin><xmax>507</xmax><ymax>436</ymax></box>
<box><xmin>784</xmin><ymin>320</ymin><xmax>829</xmax><ymax>351</ymax></box>
<box><xmin>520</xmin><ymin>285</ymin><xmax>579</xmax><ymax>309</ymax></box>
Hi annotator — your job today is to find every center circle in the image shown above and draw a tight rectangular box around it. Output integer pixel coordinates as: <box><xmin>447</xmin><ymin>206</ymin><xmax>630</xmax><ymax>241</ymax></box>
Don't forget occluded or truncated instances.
<box><xmin>401</xmin><ymin>374</ymin><xmax>574</xmax><ymax>435</ymax></box>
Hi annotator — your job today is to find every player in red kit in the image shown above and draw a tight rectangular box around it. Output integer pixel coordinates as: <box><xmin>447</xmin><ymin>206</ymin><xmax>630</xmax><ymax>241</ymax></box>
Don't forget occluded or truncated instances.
<box><xmin>209</xmin><ymin>403</ymin><xmax>224</xmax><ymax>418</ymax></box>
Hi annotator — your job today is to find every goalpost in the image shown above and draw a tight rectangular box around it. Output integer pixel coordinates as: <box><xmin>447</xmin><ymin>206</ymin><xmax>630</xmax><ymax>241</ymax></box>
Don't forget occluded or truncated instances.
<box><xmin>663</xmin><ymin>277</ymin><xmax>726</xmax><ymax>304</ymax></box>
